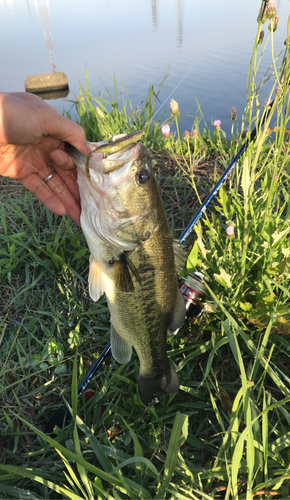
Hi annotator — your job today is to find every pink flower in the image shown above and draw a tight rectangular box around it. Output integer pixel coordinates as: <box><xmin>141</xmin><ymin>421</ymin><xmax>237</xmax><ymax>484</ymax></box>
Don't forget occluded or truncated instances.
<box><xmin>192</xmin><ymin>129</ymin><xmax>198</xmax><ymax>138</ymax></box>
<box><xmin>268</xmin><ymin>15</ymin><xmax>279</xmax><ymax>32</ymax></box>
<box><xmin>184</xmin><ymin>130</ymin><xmax>190</xmax><ymax>139</ymax></box>
<box><xmin>266</xmin><ymin>0</ymin><xmax>277</xmax><ymax>19</ymax></box>
<box><xmin>258</xmin><ymin>30</ymin><xmax>265</xmax><ymax>44</ymax></box>
<box><xmin>226</xmin><ymin>226</ymin><xmax>235</xmax><ymax>238</ymax></box>
<box><xmin>230</xmin><ymin>107</ymin><xmax>237</xmax><ymax>121</ymax></box>
<box><xmin>264</xmin><ymin>98</ymin><xmax>273</xmax><ymax>107</ymax></box>
<box><xmin>214</xmin><ymin>119</ymin><xmax>221</xmax><ymax>129</ymax></box>
<box><xmin>257</xmin><ymin>7</ymin><xmax>267</xmax><ymax>24</ymax></box>
<box><xmin>242</xmin><ymin>128</ymin><xmax>248</xmax><ymax>138</ymax></box>
<box><xmin>162</xmin><ymin>124</ymin><xmax>171</xmax><ymax>138</ymax></box>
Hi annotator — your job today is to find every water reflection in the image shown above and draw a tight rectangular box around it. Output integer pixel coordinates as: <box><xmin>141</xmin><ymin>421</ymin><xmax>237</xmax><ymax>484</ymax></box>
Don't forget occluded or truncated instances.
<box><xmin>32</xmin><ymin>88</ymin><xmax>69</xmax><ymax>100</ymax></box>
<box><xmin>151</xmin><ymin>0</ymin><xmax>185</xmax><ymax>46</ymax></box>
<box><xmin>151</xmin><ymin>0</ymin><xmax>157</xmax><ymax>30</ymax></box>
<box><xmin>34</xmin><ymin>0</ymin><xmax>56</xmax><ymax>72</ymax></box>
<box><xmin>176</xmin><ymin>0</ymin><xmax>185</xmax><ymax>48</ymax></box>
<box><xmin>26</xmin><ymin>0</ymin><xmax>32</xmax><ymax>14</ymax></box>
<box><xmin>0</xmin><ymin>0</ymin><xmax>14</xmax><ymax>6</ymax></box>
<box><xmin>0</xmin><ymin>0</ymin><xmax>288</xmax><ymax>136</ymax></box>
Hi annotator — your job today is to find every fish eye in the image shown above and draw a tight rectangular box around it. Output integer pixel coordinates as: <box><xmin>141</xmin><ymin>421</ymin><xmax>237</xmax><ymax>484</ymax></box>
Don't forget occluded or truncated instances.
<box><xmin>136</xmin><ymin>170</ymin><xmax>150</xmax><ymax>184</ymax></box>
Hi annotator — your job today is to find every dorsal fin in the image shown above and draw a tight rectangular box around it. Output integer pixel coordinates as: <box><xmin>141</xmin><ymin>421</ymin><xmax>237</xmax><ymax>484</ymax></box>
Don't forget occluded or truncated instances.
<box><xmin>168</xmin><ymin>287</ymin><xmax>186</xmax><ymax>334</ymax></box>
<box><xmin>173</xmin><ymin>239</ymin><xmax>188</xmax><ymax>274</ymax></box>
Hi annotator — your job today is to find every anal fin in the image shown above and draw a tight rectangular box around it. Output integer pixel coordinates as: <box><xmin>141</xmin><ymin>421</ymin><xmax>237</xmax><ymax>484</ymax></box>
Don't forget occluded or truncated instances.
<box><xmin>111</xmin><ymin>324</ymin><xmax>132</xmax><ymax>364</ymax></box>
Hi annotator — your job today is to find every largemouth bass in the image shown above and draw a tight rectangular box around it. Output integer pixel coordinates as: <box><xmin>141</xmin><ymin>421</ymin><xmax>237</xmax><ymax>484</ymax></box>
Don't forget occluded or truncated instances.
<box><xmin>65</xmin><ymin>135</ymin><xmax>186</xmax><ymax>405</ymax></box>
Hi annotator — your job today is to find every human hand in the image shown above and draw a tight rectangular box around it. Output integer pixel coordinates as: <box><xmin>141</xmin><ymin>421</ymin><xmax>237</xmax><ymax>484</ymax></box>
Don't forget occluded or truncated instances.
<box><xmin>0</xmin><ymin>92</ymin><xmax>89</xmax><ymax>225</ymax></box>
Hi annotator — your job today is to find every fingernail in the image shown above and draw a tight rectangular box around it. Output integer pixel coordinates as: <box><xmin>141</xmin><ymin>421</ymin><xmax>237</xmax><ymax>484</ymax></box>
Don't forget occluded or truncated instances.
<box><xmin>50</xmin><ymin>151</ymin><xmax>64</xmax><ymax>165</ymax></box>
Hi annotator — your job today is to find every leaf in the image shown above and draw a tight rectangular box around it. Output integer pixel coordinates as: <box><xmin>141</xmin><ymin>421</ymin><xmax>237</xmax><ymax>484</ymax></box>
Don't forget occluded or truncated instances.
<box><xmin>156</xmin><ymin>413</ymin><xmax>188</xmax><ymax>499</ymax></box>
<box><xmin>186</xmin><ymin>241</ymin><xmax>199</xmax><ymax>273</ymax></box>
<box><xmin>54</xmin><ymin>364</ymin><xmax>66</xmax><ymax>374</ymax></box>
<box><xmin>120</xmin><ymin>418</ymin><xmax>144</xmax><ymax>471</ymax></box>
<box><xmin>115</xmin><ymin>457</ymin><xmax>158</xmax><ymax>476</ymax></box>
<box><xmin>275</xmin><ymin>316</ymin><xmax>290</xmax><ymax>335</ymax></box>
<box><xmin>72</xmin><ymin>247</ymin><xmax>89</xmax><ymax>262</ymax></box>
<box><xmin>202</xmin><ymin>337</ymin><xmax>229</xmax><ymax>382</ymax></box>
<box><xmin>272</xmin><ymin>226</ymin><xmax>290</xmax><ymax>246</ymax></box>
<box><xmin>75</xmin><ymin>415</ymin><xmax>113</xmax><ymax>474</ymax></box>
<box><xmin>218</xmin><ymin>185</ymin><xmax>229</xmax><ymax>218</ymax></box>
<box><xmin>218</xmin><ymin>385</ymin><xmax>233</xmax><ymax>415</ymax></box>
<box><xmin>241</xmin><ymin>157</ymin><xmax>250</xmax><ymax>199</ymax></box>
<box><xmin>196</xmin><ymin>235</ymin><xmax>209</xmax><ymax>259</ymax></box>
<box><xmin>213</xmin><ymin>268</ymin><xmax>232</xmax><ymax>289</ymax></box>
<box><xmin>0</xmin><ymin>464</ymin><xmax>84</xmax><ymax>500</ymax></box>
<box><xmin>281</xmin><ymin>247</ymin><xmax>290</xmax><ymax>258</ymax></box>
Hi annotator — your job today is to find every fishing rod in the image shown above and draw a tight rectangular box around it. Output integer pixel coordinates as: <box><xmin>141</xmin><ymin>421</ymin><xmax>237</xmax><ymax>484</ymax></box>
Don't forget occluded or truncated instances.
<box><xmin>180</xmin><ymin>99</ymin><xmax>275</xmax><ymax>243</ymax></box>
<box><xmin>44</xmin><ymin>100</ymin><xmax>274</xmax><ymax>434</ymax></box>
<box><xmin>44</xmin><ymin>342</ymin><xmax>112</xmax><ymax>433</ymax></box>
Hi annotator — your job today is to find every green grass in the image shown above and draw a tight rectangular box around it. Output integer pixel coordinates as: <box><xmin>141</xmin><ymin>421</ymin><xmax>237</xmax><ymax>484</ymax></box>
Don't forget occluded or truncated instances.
<box><xmin>1</xmin><ymin>7</ymin><xmax>290</xmax><ymax>499</ymax></box>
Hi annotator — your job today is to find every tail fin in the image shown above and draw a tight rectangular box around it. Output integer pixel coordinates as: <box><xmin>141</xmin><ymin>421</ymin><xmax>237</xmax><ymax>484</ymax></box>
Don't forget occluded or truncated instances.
<box><xmin>138</xmin><ymin>361</ymin><xmax>179</xmax><ymax>405</ymax></box>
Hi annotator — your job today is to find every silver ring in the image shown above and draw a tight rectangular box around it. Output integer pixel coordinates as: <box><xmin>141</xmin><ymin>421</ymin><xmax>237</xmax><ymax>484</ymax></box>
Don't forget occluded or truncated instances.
<box><xmin>43</xmin><ymin>169</ymin><xmax>56</xmax><ymax>183</ymax></box>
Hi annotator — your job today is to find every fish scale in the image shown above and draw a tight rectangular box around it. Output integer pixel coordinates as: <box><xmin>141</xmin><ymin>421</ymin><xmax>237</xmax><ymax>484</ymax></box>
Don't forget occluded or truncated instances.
<box><xmin>65</xmin><ymin>138</ymin><xmax>186</xmax><ymax>405</ymax></box>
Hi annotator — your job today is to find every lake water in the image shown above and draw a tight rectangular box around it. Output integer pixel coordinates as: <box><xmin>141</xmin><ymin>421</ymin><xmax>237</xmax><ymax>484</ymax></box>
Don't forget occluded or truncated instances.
<box><xmin>0</xmin><ymin>0</ymin><xmax>289</xmax><ymax>136</ymax></box>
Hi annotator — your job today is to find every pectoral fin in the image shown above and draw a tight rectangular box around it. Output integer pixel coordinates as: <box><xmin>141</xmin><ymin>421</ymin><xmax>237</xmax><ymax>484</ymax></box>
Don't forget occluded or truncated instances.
<box><xmin>123</xmin><ymin>252</ymin><xmax>142</xmax><ymax>287</ymax></box>
<box><xmin>88</xmin><ymin>255</ymin><xmax>105</xmax><ymax>302</ymax></box>
<box><xmin>113</xmin><ymin>252</ymin><xmax>141</xmax><ymax>292</ymax></box>
<box><xmin>168</xmin><ymin>287</ymin><xmax>186</xmax><ymax>334</ymax></box>
<box><xmin>111</xmin><ymin>324</ymin><xmax>132</xmax><ymax>363</ymax></box>
<box><xmin>113</xmin><ymin>253</ymin><xmax>134</xmax><ymax>292</ymax></box>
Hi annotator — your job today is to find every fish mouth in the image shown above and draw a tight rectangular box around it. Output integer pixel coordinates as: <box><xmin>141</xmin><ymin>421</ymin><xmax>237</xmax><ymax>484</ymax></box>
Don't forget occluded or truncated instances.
<box><xmin>102</xmin><ymin>141</ymin><xmax>144</xmax><ymax>175</ymax></box>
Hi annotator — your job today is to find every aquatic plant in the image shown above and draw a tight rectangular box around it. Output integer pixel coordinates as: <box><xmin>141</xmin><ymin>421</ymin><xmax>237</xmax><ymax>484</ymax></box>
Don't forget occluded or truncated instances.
<box><xmin>0</xmin><ymin>3</ymin><xmax>290</xmax><ymax>499</ymax></box>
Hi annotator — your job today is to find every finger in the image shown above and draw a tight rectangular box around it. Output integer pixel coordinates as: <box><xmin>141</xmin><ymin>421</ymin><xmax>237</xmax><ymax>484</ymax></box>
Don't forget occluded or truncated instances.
<box><xmin>20</xmin><ymin>170</ymin><xmax>81</xmax><ymax>225</ymax></box>
<box><xmin>54</xmin><ymin>165</ymin><xmax>80</xmax><ymax>204</ymax></box>
<box><xmin>43</xmin><ymin>113</ymin><xmax>88</xmax><ymax>156</ymax></box>
<box><xmin>49</xmin><ymin>149</ymin><xmax>77</xmax><ymax>171</ymax></box>
<box><xmin>44</xmin><ymin>169</ymin><xmax>81</xmax><ymax>225</ymax></box>
<box><xmin>8</xmin><ymin>92</ymin><xmax>48</xmax><ymax>104</ymax></box>
<box><xmin>20</xmin><ymin>173</ymin><xmax>66</xmax><ymax>215</ymax></box>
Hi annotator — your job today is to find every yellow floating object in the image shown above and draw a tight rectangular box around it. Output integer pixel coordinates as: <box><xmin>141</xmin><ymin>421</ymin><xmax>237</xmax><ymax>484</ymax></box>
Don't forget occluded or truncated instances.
<box><xmin>25</xmin><ymin>72</ymin><xmax>69</xmax><ymax>94</ymax></box>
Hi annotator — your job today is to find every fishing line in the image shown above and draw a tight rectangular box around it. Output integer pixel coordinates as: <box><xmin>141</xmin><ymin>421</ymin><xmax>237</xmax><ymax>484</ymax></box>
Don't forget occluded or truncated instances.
<box><xmin>44</xmin><ymin>1</ymin><xmax>277</xmax><ymax>433</ymax></box>
<box><xmin>146</xmin><ymin>50</ymin><xmax>211</xmax><ymax>126</ymax></box>
<box><xmin>44</xmin><ymin>96</ymin><xmax>276</xmax><ymax>434</ymax></box>
<box><xmin>144</xmin><ymin>0</ymin><xmax>247</xmax><ymax>128</ymax></box>
<box><xmin>0</xmin><ymin>154</ymin><xmax>77</xmax><ymax>195</ymax></box>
